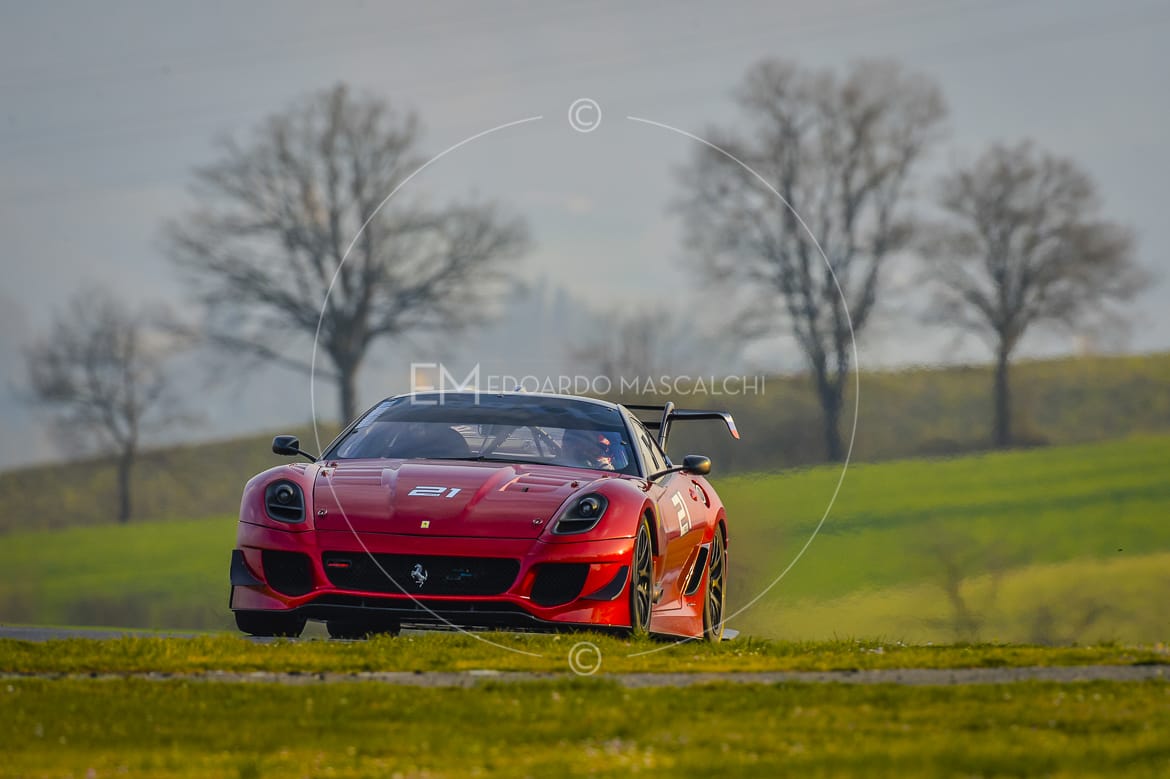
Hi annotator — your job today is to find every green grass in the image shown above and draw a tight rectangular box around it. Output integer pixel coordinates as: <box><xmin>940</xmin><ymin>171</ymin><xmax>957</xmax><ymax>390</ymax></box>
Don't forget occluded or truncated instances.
<box><xmin>766</xmin><ymin>552</ymin><xmax>1170</xmax><ymax>645</ymax></box>
<box><xmin>0</xmin><ymin>433</ymin><xmax>1166</xmax><ymax>643</ymax></box>
<box><xmin>5</xmin><ymin>351</ymin><xmax>1170</xmax><ymax>533</ymax></box>
<box><xmin>3</xmin><ymin>634</ymin><xmax>1167</xmax><ymax>675</ymax></box>
<box><xmin>721</xmin><ymin>434</ymin><xmax>1170</xmax><ymax>643</ymax></box>
<box><xmin>0</xmin><ymin>515</ymin><xmax>238</xmax><ymax>630</ymax></box>
<box><xmin>4</xmin><ymin>677</ymin><xmax>1170</xmax><ymax>777</ymax></box>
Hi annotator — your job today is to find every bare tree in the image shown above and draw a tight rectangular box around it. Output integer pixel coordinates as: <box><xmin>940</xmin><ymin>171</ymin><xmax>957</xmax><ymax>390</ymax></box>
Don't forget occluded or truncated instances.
<box><xmin>921</xmin><ymin>142</ymin><xmax>1144</xmax><ymax>447</ymax></box>
<box><xmin>167</xmin><ymin>84</ymin><xmax>529</xmax><ymax>424</ymax></box>
<box><xmin>675</xmin><ymin>59</ymin><xmax>946</xmax><ymax>461</ymax></box>
<box><xmin>23</xmin><ymin>288</ymin><xmax>187</xmax><ymax>523</ymax></box>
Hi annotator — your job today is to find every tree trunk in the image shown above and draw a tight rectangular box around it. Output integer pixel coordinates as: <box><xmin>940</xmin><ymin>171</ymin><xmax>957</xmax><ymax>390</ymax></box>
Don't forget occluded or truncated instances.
<box><xmin>993</xmin><ymin>345</ymin><xmax>1012</xmax><ymax>448</ymax></box>
<box><xmin>812</xmin><ymin>371</ymin><xmax>845</xmax><ymax>463</ymax></box>
<box><xmin>822</xmin><ymin>388</ymin><xmax>844</xmax><ymax>462</ymax></box>
<box><xmin>116</xmin><ymin>448</ymin><xmax>134</xmax><ymax>524</ymax></box>
<box><xmin>337</xmin><ymin>361</ymin><xmax>359</xmax><ymax>426</ymax></box>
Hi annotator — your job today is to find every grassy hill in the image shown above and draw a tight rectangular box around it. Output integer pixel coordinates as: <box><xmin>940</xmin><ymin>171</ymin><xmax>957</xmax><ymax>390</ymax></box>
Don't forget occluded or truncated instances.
<box><xmin>664</xmin><ymin>350</ymin><xmax>1170</xmax><ymax>472</ymax></box>
<box><xmin>3</xmin><ymin>350</ymin><xmax>1169</xmax><ymax>533</ymax></box>
<box><xmin>0</xmin><ymin>423</ymin><xmax>339</xmax><ymax>534</ymax></box>
<box><xmin>2</xmin><ymin>433</ymin><xmax>1165</xmax><ymax>644</ymax></box>
<box><xmin>723</xmin><ymin>433</ymin><xmax>1170</xmax><ymax>643</ymax></box>
<box><xmin>0</xmin><ymin>514</ymin><xmax>237</xmax><ymax>630</ymax></box>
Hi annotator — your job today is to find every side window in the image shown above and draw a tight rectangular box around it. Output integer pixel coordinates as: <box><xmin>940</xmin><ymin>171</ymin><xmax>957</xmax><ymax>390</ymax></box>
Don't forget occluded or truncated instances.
<box><xmin>646</xmin><ymin>429</ymin><xmax>671</xmax><ymax>469</ymax></box>
<box><xmin>630</xmin><ymin>418</ymin><xmax>665</xmax><ymax>474</ymax></box>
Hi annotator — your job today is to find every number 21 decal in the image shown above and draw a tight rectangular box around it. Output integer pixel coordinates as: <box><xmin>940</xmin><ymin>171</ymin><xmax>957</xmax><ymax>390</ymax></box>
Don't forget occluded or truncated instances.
<box><xmin>670</xmin><ymin>492</ymin><xmax>692</xmax><ymax>535</ymax></box>
<box><xmin>408</xmin><ymin>486</ymin><xmax>462</xmax><ymax>498</ymax></box>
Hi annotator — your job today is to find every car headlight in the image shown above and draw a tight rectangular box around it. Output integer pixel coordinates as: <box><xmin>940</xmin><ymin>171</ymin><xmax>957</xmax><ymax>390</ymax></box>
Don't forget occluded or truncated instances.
<box><xmin>264</xmin><ymin>480</ymin><xmax>305</xmax><ymax>523</ymax></box>
<box><xmin>553</xmin><ymin>493</ymin><xmax>608</xmax><ymax>535</ymax></box>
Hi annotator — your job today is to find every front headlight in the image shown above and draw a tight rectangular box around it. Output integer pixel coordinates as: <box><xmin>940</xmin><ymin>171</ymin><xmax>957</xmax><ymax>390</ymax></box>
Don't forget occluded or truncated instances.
<box><xmin>553</xmin><ymin>493</ymin><xmax>608</xmax><ymax>535</ymax></box>
<box><xmin>264</xmin><ymin>480</ymin><xmax>305</xmax><ymax>523</ymax></box>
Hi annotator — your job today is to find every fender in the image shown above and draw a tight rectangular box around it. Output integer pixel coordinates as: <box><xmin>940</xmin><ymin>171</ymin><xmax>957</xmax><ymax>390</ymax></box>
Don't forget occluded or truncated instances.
<box><xmin>238</xmin><ymin>462</ymin><xmax>322</xmax><ymax>535</ymax></box>
<box><xmin>538</xmin><ymin>476</ymin><xmax>654</xmax><ymax>542</ymax></box>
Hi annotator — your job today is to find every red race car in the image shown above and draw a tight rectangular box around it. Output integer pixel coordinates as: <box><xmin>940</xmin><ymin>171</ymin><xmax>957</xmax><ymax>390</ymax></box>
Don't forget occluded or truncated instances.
<box><xmin>229</xmin><ymin>392</ymin><xmax>738</xmax><ymax>640</ymax></box>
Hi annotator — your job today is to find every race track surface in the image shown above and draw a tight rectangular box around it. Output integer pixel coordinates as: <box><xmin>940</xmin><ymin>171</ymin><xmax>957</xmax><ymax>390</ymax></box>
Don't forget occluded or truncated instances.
<box><xmin>3</xmin><ymin>667</ymin><xmax>1166</xmax><ymax>687</ymax></box>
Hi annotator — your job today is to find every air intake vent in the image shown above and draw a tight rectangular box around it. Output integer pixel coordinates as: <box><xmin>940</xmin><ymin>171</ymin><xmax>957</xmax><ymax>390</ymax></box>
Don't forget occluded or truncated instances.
<box><xmin>261</xmin><ymin>550</ymin><xmax>314</xmax><ymax>596</ymax></box>
<box><xmin>683</xmin><ymin>546</ymin><xmax>710</xmax><ymax>596</ymax></box>
<box><xmin>530</xmin><ymin>563</ymin><xmax>590</xmax><ymax>607</ymax></box>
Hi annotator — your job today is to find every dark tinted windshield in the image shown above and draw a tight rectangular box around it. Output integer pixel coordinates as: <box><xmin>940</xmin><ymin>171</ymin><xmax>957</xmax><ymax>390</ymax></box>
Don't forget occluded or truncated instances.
<box><xmin>324</xmin><ymin>394</ymin><xmax>638</xmax><ymax>475</ymax></box>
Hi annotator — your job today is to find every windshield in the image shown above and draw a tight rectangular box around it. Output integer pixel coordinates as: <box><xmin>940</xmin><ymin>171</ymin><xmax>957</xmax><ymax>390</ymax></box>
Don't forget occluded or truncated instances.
<box><xmin>326</xmin><ymin>394</ymin><xmax>638</xmax><ymax>475</ymax></box>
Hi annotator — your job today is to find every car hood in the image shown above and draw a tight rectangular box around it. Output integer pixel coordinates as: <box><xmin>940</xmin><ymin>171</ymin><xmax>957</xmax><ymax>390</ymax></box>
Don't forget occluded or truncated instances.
<box><xmin>312</xmin><ymin>459</ymin><xmax>611</xmax><ymax>537</ymax></box>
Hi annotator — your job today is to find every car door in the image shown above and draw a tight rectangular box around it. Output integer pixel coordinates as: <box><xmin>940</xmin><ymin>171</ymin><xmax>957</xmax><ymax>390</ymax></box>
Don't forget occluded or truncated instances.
<box><xmin>630</xmin><ymin>418</ymin><xmax>699</xmax><ymax>609</ymax></box>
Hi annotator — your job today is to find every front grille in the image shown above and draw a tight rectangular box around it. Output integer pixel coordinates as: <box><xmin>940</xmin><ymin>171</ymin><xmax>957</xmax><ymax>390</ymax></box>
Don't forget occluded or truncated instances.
<box><xmin>261</xmin><ymin>550</ymin><xmax>314</xmax><ymax>596</ymax></box>
<box><xmin>321</xmin><ymin>553</ymin><xmax>520</xmax><ymax>596</ymax></box>
<box><xmin>529</xmin><ymin>563</ymin><xmax>589</xmax><ymax>607</ymax></box>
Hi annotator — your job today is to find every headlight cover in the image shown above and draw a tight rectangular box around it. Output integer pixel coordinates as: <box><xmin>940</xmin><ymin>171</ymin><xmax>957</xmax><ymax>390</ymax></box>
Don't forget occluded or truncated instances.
<box><xmin>552</xmin><ymin>493</ymin><xmax>608</xmax><ymax>535</ymax></box>
<box><xmin>264</xmin><ymin>480</ymin><xmax>305</xmax><ymax>523</ymax></box>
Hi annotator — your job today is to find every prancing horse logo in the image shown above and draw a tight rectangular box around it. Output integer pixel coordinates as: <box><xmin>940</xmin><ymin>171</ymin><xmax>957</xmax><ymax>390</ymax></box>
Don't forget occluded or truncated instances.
<box><xmin>410</xmin><ymin>563</ymin><xmax>428</xmax><ymax>588</ymax></box>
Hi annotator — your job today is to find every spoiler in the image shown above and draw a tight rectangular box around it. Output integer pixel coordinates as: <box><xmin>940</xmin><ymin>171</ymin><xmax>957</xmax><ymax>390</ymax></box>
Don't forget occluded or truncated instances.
<box><xmin>625</xmin><ymin>402</ymin><xmax>740</xmax><ymax>450</ymax></box>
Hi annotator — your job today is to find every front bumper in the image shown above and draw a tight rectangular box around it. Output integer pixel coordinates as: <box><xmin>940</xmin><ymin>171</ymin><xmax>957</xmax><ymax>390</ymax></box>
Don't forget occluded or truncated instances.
<box><xmin>229</xmin><ymin>522</ymin><xmax>636</xmax><ymax>631</ymax></box>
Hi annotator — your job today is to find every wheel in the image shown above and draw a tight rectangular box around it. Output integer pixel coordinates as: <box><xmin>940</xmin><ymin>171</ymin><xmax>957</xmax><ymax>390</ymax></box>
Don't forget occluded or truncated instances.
<box><xmin>628</xmin><ymin>516</ymin><xmax>654</xmax><ymax>637</ymax></box>
<box><xmin>234</xmin><ymin>610</ymin><xmax>306</xmax><ymax>637</ymax></box>
<box><xmin>326</xmin><ymin>620</ymin><xmax>401</xmax><ymax>640</ymax></box>
<box><xmin>702</xmin><ymin>525</ymin><xmax>727</xmax><ymax>642</ymax></box>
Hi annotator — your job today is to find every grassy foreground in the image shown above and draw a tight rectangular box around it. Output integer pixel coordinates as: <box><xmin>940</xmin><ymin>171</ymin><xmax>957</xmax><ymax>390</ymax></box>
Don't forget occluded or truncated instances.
<box><xmin>4</xmin><ymin>677</ymin><xmax>1170</xmax><ymax>778</ymax></box>
<box><xmin>2</xmin><ymin>634</ymin><xmax>1168</xmax><ymax>674</ymax></box>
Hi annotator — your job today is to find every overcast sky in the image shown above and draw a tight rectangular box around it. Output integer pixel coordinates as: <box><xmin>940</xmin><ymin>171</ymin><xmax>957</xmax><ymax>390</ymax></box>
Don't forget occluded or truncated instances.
<box><xmin>1</xmin><ymin>0</ymin><xmax>1167</xmax><ymax>469</ymax></box>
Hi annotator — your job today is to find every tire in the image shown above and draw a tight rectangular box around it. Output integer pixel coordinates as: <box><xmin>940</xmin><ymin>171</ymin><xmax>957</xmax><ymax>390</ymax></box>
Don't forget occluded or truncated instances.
<box><xmin>326</xmin><ymin>620</ymin><xmax>401</xmax><ymax>640</ymax></box>
<box><xmin>628</xmin><ymin>516</ymin><xmax>654</xmax><ymax>637</ymax></box>
<box><xmin>701</xmin><ymin>524</ymin><xmax>727</xmax><ymax>642</ymax></box>
<box><xmin>234</xmin><ymin>610</ymin><xmax>306</xmax><ymax>638</ymax></box>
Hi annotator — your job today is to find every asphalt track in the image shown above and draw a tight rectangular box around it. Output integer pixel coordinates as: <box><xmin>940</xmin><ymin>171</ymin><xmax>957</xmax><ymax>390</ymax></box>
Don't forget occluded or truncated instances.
<box><xmin>0</xmin><ymin>625</ymin><xmax>201</xmax><ymax>641</ymax></box>
<box><xmin>3</xmin><ymin>626</ymin><xmax>1167</xmax><ymax>686</ymax></box>
<box><xmin>3</xmin><ymin>666</ymin><xmax>1167</xmax><ymax>687</ymax></box>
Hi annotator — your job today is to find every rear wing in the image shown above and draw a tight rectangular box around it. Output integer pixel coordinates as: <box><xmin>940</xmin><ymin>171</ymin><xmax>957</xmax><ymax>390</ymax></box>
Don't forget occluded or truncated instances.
<box><xmin>625</xmin><ymin>401</ymin><xmax>740</xmax><ymax>450</ymax></box>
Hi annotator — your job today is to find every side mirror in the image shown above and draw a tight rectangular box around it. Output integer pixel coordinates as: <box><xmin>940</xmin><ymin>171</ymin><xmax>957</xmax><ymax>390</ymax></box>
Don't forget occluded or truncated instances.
<box><xmin>648</xmin><ymin>453</ymin><xmax>712</xmax><ymax>481</ymax></box>
<box><xmin>681</xmin><ymin>454</ymin><xmax>712</xmax><ymax>476</ymax></box>
<box><xmin>272</xmin><ymin>435</ymin><xmax>301</xmax><ymax>456</ymax></box>
<box><xmin>272</xmin><ymin>435</ymin><xmax>316</xmax><ymax>462</ymax></box>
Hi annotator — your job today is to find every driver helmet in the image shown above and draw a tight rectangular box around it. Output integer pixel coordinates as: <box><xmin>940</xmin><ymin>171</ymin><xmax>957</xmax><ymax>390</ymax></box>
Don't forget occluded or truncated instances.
<box><xmin>562</xmin><ymin>429</ymin><xmax>627</xmax><ymax>471</ymax></box>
